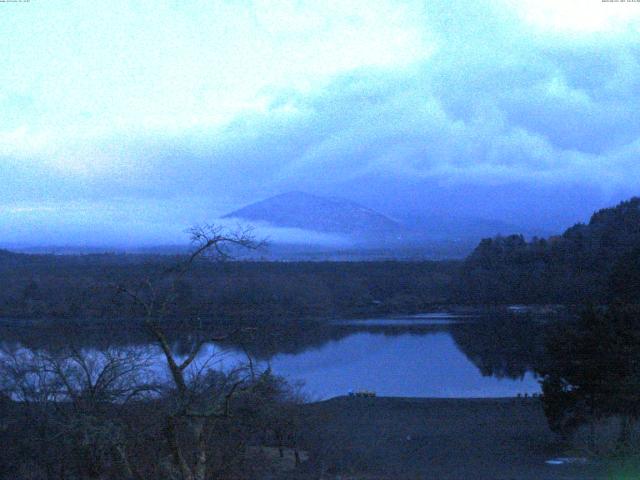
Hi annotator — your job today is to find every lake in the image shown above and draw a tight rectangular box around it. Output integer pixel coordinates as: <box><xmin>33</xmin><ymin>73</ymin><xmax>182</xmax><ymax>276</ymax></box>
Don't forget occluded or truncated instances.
<box><xmin>0</xmin><ymin>311</ymin><xmax>549</xmax><ymax>400</ymax></box>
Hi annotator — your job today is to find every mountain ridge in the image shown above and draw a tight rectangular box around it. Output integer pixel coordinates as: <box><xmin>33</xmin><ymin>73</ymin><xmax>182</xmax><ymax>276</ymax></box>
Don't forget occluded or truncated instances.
<box><xmin>223</xmin><ymin>191</ymin><xmax>405</xmax><ymax>239</ymax></box>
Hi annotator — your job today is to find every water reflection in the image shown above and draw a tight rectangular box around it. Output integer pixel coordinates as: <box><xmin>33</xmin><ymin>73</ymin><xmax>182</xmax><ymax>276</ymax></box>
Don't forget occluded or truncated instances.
<box><xmin>0</xmin><ymin>312</ymin><xmax>549</xmax><ymax>399</ymax></box>
<box><xmin>266</xmin><ymin>332</ymin><xmax>540</xmax><ymax>399</ymax></box>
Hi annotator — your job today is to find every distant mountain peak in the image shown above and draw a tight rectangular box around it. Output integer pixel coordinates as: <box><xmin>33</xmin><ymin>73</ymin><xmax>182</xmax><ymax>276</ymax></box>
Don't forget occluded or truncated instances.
<box><xmin>223</xmin><ymin>192</ymin><xmax>404</xmax><ymax>238</ymax></box>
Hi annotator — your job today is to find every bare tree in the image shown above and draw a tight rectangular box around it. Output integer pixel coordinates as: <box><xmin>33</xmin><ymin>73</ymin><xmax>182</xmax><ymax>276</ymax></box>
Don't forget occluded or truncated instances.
<box><xmin>116</xmin><ymin>224</ymin><xmax>269</xmax><ymax>480</ymax></box>
<box><xmin>0</xmin><ymin>344</ymin><xmax>158</xmax><ymax>480</ymax></box>
<box><xmin>0</xmin><ymin>224</ymin><xmax>299</xmax><ymax>480</ymax></box>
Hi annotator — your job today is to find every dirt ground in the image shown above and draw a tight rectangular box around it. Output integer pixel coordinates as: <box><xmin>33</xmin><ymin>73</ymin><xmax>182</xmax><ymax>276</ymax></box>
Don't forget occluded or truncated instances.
<box><xmin>294</xmin><ymin>396</ymin><xmax>621</xmax><ymax>480</ymax></box>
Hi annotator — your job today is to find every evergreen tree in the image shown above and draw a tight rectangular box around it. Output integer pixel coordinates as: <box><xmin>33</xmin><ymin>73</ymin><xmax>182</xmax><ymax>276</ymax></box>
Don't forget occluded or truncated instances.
<box><xmin>537</xmin><ymin>306</ymin><xmax>640</xmax><ymax>448</ymax></box>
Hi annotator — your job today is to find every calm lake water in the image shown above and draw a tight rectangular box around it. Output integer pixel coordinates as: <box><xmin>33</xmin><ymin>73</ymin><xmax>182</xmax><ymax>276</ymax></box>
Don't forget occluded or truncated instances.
<box><xmin>1</xmin><ymin>312</ymin><xmax>548</xmax><ymax>400</ymax></box>
<box><xmin>263</xmin><ymin>331</ymin><xmax>540</xmax><ymax>399</ymax></box>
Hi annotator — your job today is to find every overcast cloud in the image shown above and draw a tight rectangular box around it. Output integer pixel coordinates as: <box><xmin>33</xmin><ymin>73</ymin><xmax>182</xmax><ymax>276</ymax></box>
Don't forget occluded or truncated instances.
<box><xmin>2</xmin><ymin>0</ymin><xmax>640</xmax><ymax>244</ymax></box>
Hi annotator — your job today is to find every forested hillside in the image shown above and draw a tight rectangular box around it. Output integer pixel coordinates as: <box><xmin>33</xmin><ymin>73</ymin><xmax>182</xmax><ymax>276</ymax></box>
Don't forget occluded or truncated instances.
<box><xmin>458</xmin><ymin>197</ymin><xmax>640</xmax><ymax>304</ymax></box>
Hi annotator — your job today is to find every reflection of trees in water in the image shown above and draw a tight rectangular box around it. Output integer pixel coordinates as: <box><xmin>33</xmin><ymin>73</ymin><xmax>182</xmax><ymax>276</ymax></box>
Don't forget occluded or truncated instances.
<box><xmin>0</xmin><ymin>322</ymin><xmax>156</xmax><ymax>353</ymax></box>
<box><xmin>221</xmin><ymin>323</ymin><xmax>453</xmax><ymax>360</ymax></box>
<box><xmin>0</xmin><ymin>320</ymin><xmax>235</xmax><ymax>355</ymax></box>
<box><xmin>449</xmin><ymin>315</ymin><xmax>548</xmax><ymax>379</ymax></box>
<box><xmin>1</xmin><ymin>314</ymin><xmax>555</xmax><ymax>381</ymax></box>
<box><xmin>0</xmin><ymin>321</ymin><xmax>449</xmax><ymax>359</ymax></box>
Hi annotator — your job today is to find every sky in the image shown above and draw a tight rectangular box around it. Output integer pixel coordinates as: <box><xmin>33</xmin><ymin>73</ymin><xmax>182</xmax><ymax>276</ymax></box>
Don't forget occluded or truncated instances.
<box><xmin>2</xmin><ymin>0</ymin><xmax>640</xmax><ymax>246</ymax></box>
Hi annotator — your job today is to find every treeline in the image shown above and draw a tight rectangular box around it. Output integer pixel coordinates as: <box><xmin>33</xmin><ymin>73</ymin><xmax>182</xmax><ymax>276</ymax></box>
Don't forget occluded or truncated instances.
<box><xmin>536</xmin><ymin>305</ymin><xmax>640</xmax><ymax>454</ymax></box>
<box><xmin>454</xmin><ymin>197</ymin><xmax>640</xmax><ymax>453</ymax></box>
<box><xmin>0</xmin><ymin>255</ymin><xmax>457</xmax><ymax>324</ymax></box>
<box><xmin>457</xmin><ymin>197</ymin><xmax>640</xmax><ymax>305</ymax></box>
<box><xmin>5</xmin><ymin>196</ymin><xmax>640</xmax><ymax>320</ymax></box>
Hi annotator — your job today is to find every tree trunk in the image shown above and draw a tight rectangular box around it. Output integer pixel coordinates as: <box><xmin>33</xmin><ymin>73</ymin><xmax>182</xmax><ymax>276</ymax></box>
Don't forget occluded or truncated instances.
<box><xmin>589</xmin><ymin>419</ymin><xmax>596</xmax><ymax>454</ymax></box>
<box><xmin>114</xmin><ymin>444</ymin><xmax>141</xmax><ymax>480</ymax></box>
<box><xmin>276</xmin><ymin>431</ymin><xmax>284</xmax><ymax>458</ymax></box>
<box><xmin>165</xmin><ymin>416</ymin><xmax>194</xmax><ymax>480</ymax></box>
<box><xmin>618</xmin><ymin>415</ymin><xmax>631</xmax><ymax>450</ymax></box>
<box><xmin>192</xmin><ymin>417</ymin><xmax>208</xmax><ymax>480</ymax></box>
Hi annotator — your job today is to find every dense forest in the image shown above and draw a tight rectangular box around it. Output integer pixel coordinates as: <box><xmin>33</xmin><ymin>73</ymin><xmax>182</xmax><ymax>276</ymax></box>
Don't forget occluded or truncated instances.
<box><xmin>0</xmin><ymin>252</ymin><xmax>456</xmax><ymax>325</ymax></box>
<box><xmin>457</xmin><ymin>197</ymin><xmax>640</xmax><ymax>305</ymax></box>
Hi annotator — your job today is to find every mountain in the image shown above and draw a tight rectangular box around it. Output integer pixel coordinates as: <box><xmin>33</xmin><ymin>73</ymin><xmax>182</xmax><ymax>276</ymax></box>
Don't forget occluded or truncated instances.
<box><xmin>223</xmin><ymin>192</ymin><xmax>405</xmax><ymax>240</ymax></box>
